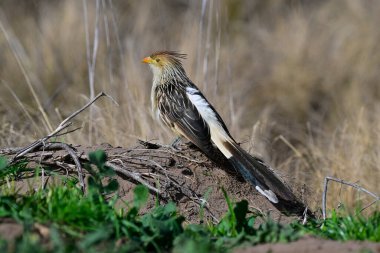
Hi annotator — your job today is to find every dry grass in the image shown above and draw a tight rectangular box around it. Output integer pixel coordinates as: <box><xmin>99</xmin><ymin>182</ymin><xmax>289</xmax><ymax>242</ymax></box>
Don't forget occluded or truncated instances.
<box><xmin>0</xmin><ymin>0</ymin><xmax>379</xmax><ymax>213</ymax></box>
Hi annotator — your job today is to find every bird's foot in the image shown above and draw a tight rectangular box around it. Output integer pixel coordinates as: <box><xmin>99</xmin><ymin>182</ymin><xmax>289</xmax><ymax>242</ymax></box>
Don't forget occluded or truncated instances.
<box><xmin>170</xmin><ymin>137</ymin><xmax>182</xmax><ymax>151</ymax></box>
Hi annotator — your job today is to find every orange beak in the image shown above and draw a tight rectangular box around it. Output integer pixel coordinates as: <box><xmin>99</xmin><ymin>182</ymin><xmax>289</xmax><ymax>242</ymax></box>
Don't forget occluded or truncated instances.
<box><xmin>142</xmin><ymin>56</ymin><xmax>153</xmax><ymax>64</ymax></box>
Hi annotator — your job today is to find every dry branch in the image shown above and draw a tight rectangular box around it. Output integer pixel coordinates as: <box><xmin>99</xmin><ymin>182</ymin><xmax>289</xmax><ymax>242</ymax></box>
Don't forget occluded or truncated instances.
<box><xmin>1</xmin><ymin>141</ymin><xmax>225</xmax><ymax>221</ymax></box>
<box><xmin>105</xmin><ymin>161</ymin><xmax>161</xmax><ymax>195</ymax></box>
<box><xmin>322</xmin><ymin>176</ymin><xmax>380</xmax><ymax>220</ymax></box>
<box><xmin>1</xmin><ymin>138</ymin><xmax>311</xmax><ymax>222</ymax></box>
<box><xmin>8</xmin><ymin>92</ymin><xmax>116</xmax><ymax>192</ymax></box>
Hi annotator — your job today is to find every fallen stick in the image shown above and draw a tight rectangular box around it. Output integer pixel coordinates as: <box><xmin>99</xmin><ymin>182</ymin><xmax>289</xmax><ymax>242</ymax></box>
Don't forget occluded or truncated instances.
<box><xmin>105</xmin><ymin>161</ymin><xmax>161</xmax><ymax>195</ymax></box>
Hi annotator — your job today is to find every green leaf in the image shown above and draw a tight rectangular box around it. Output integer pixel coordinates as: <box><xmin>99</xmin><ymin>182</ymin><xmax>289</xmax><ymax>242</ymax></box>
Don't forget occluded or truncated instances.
<box><xmin>133</xmin><ymin>185</ymin><xmax>149</xmax><ymax>210</ymax></box>
<box><xmin>49</xmin><ymin>226</ymin><xmax>65</xmax><ymax>253</ymax></box>
<box><xmin>103</xmin><ymin>179</ymin><xmax>119</xmax><ymax>193</ymax></box>
<box><xmin>221</xmin><ymin>187</ymin><xmax>234</xmax><ymax>218</ymax></box>
<box><xmin>0</xmin><ymin>156</ymin><xmax>8</xmax><ymax>170</ymax></box>
<box><xmin>88</xmin><ymin>150</ymin><xmax>107</xmax><ymax>167</ymax></box>
<box><xmin>234</xmin><ymin>200</ymin><xmax>248</xmax><ymax>232</ymax></box>
<box><xmin>162</xmin><ymin>202</ymin><xmax>177</xmax><ymax>215</ymax></box>
<box><xmin>79</xmin><ymin>228</ymin><xmax>111</xmax><ymax>249</ymax></box>
<box><xmin>87</xmin><ymin>176</ymin><xmax>98</xmax><ymax>189</ymax></box>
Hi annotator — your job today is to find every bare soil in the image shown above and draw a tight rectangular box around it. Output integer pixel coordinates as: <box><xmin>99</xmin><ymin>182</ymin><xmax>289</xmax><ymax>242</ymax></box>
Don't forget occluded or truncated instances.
<box><xmin>234</xmin><ymin>236</ymin><xmax>380</xmax><ymax>253</ymax></box>
<box><xmin>0</xmin><ymin>220</ymin><xmax>378</xmax><ymax>253</ymax></box>
<box><xmin>0</xmin><ymin>219</ymin><xmax>23</xmax><ymax>241</ymax></box>
<box><xmin>86</xmin><ymin>141</ymin><xmax>310</xmax><ymax>223</ymax></box>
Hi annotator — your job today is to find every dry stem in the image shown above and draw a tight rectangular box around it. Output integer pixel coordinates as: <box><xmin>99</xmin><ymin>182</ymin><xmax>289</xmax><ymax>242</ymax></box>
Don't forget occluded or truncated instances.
<box><xmin>322</xmin><ymin>176</ymin><xmax>379</xmax><ymax>220</ymax></box>
<box><xmin>9</xmin><ymin>92</ymin><xmax>116</xmax><ymax>192</ymax></box>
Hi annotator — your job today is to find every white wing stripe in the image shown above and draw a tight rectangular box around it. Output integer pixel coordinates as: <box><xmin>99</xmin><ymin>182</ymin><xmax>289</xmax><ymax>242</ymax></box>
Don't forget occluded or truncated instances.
<box><xmin>186</xmin><ymin>87</ymin><xmax>232</xmax><ymax>158</ymax></box>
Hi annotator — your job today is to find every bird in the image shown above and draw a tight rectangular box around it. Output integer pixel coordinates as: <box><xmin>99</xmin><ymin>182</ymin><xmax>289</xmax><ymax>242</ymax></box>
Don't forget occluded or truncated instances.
<box><xmin>142</xmin><ymin>51</ymin><xmax>287</xmax><ymax>204</ymax></box>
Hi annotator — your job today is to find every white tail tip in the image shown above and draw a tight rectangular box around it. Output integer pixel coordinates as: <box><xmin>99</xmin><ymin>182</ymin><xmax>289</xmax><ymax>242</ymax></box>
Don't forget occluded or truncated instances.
<box><xmin>256</xmin><ymin>186</ymin><xmax>279</xmax><ymax>203</ymax></box>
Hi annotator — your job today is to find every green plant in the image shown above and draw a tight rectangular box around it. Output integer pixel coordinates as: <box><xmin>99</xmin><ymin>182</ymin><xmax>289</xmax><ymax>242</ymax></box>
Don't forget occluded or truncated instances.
<box><xmin>297</xmin><ymin>210</ymin><xmax>380</xmax><ymax>242</ymax></box>
<box><xmin>0</xmin><ymin>156</ymin><xmax>28</xmax><ymax>187</ymax></box>
<box><xmin>85</xmin><ymin>150</ymin><xmax>119</xmax><ymax>195</ymax></box>
<box><xmin>0</xmin><ymin>151</ymin><xmax>378</xmax><ymax>253</ymax></box>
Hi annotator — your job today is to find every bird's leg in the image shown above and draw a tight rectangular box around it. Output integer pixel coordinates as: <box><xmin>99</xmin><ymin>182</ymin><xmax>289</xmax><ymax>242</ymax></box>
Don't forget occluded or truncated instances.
<box><xmin>151</xmin><ymin>137</ymin><xmax>183</xmax><ymax>151</ymax></box>
<box><xmin>170</xmin><ymin>136</ymin><xmax>182</xmax><ymax>151</ymax></box>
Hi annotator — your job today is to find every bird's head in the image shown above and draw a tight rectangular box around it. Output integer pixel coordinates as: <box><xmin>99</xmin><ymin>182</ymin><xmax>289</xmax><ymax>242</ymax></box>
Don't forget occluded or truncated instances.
<box><xmin>142</xmin><ymin>51</ymin><xmax>187</xmax><ymax>82</ymax></box>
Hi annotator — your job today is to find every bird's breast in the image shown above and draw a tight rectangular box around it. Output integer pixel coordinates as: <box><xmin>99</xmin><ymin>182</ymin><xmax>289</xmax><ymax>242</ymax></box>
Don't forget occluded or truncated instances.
<box><xmin>151</xmin><ymin>85</ymin><xmax>161</xmax><ymax>121</ymax></box>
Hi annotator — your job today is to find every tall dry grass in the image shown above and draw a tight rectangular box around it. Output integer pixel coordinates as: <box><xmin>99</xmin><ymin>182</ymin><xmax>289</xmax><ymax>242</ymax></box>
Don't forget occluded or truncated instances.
<box><xmin>0</xmin><ymin>0</ymin><xmax>379</xmax><ymax>213</ymax></box>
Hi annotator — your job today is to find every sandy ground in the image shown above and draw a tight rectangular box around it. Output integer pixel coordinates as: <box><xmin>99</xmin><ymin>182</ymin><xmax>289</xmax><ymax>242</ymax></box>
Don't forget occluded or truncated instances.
<box><xmin>1</xmin><ymin>221</ymin><xmax>378</xmax><ymax>253</ymax></box>
<box><xmin>234</xmin><ymin>236</ymin><xmax>380</xmax><ymax>253</ymax></box>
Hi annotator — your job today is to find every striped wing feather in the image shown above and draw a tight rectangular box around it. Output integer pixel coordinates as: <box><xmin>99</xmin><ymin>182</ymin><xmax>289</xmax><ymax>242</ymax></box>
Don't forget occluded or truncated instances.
<box><xmin>156</xmin><ymin>84</ymin><xmax>215</xmax><ymax>156</ymax></box>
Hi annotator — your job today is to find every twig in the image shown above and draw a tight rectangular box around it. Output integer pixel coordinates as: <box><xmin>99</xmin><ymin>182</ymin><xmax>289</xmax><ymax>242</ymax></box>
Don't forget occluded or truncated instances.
<box><xmin>107</xmin><ymin>156</ymin><xmax>218</xmax><ymax>222</ymax></box>
<box><xmin>359</xmin><ymin>199</ymin><xmax>378</xmax><ymax>213</ymax></box>
<box><xmin>302</xmin><ymin>206</ymin><xmax>308</xmax><ymax>225</ymax></box>
<box><xmin>12</xmin><ymin>92</ymin><xmax>111</xmax><ymax>162</ymax></box>
<box><xmin>276</xmin><ymin>135</ymin><xmax>303</xmax><ymax>158</ymax></box>
<box><xmin>39</xmin><ymin>143</ymin><xmax>46</xmax><ymax>190</ymax></box>
<box><xmin>105</xmin><ymin>161</ymin><xmax>161</xmax><ymax>195</ymax></box>
<box><xmin>120</xmin><ymin>156</ymin><xmax>170</xmax><ymax>178</ymax></box>
<box><xmin>133</xmin><ymin>148</ymin><xmax>206</xmax><ymax>164</ymax></box>
<box><xmin>9</xmin><ymin>92</ymin><xmax>115</xmax><ymax>192</ymax></box>
<box><xmin>45</xmin><ymin>142</ymin><xmax>85</xmax><ymax>192</ymax></box>
<box><xmin>322</xmin><ymin>176</ymin><xmax>379</xmax><ymax>220</ymax></box>
<box><xmin>54</xmin><ymin>127</ymin><xmax>83</xmax><ymax>137</ymax></box>
<box><xmin>43</xmin><ymin>175</ymin><xmax>50</xmax><ymax>190</ymax></box>
<box><xmin>53</xmin><ymin>92</ymin><xmax>116</xmax><ymax>132</ymax></box>
<box><xmin>0</xmin><ymin>147</ymin><xmax>24</xmax><ymax>154</ymax></box>
<box><xmin>162</xmin><ymin>175</ymin><xmax>218</xmax><ymax>222</ymax></box>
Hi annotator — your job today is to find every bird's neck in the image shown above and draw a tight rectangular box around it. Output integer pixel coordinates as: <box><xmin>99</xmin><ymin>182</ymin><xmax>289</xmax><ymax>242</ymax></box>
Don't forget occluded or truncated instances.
<box><xmin>152</xmin><ymin>67</ymin><xmax>189</xmax><ymax>88</ymax></box>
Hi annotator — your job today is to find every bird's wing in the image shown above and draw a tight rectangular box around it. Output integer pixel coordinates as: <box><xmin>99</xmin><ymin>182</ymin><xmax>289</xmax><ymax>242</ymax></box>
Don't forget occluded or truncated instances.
<box><xmin>156</xmin><ymin>84</ymin><xmax>215</xmax><ymax>155</ymax></box>
<box><xmin>186</xmin><ymin>86</ymin><xmax>231</xmax><ymax>136</ymax></box>
<box><xmin>186</xmin><ymin>86</ymin><xmax>279</xmax><ymax>203</ymax></box>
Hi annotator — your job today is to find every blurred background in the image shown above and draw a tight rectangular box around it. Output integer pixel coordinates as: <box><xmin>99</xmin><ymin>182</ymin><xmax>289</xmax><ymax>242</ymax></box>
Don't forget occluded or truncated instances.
<box><xmin>0</xmin><ymin>0</ymin><xmax>379</xmax><ymax>212</ymax></box>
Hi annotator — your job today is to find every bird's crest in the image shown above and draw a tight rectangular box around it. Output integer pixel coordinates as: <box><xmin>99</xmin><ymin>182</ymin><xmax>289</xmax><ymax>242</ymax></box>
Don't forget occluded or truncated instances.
<box><xmin>150</xmin><ymin>51</ymin><xmax>186</xmax><ymax>60</ymax></box>
<box><xmin>150</xmin><ymin>51</ymin><xmax>187</xmax><ymax>67</ymax></box>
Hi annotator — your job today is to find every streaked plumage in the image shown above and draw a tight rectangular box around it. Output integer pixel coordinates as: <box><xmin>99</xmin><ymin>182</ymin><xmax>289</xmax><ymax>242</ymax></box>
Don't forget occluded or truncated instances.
<box><xmin>143</xmin><ymin>51</ymin><xmax>292</xmax><ymax>204</ymax></box>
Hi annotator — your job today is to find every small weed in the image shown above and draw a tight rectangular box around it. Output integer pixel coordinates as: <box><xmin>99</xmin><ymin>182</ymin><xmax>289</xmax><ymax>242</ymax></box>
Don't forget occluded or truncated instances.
<box><xmin>0</xmin><ymin>151</ymin><xmax>378</xmax><ymax>253</ymax></box>
<box><xmin>296</xmin><ymin>209</ymin><xmax>380</xmax><ymax>242</ymax></box>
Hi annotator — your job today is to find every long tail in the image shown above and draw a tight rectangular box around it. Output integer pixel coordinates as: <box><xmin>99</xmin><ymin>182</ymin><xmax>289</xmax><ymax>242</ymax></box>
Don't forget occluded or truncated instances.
<box><xmin>218</xmin><ymin>138</ymin><xmax>299</xmax><ymax>204</ymax></box>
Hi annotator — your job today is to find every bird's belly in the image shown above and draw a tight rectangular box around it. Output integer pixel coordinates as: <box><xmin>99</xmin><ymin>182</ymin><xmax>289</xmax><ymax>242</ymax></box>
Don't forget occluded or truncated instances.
<box><xmin>152</xmin><ymin>106</ymin><xmax>161</xmax><ymax>122</ymax></box>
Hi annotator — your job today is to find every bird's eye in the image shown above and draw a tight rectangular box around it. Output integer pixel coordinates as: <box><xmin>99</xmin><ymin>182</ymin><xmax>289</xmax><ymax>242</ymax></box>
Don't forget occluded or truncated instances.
<box><xmin>156</xmin><ymin>58</ymin><xmax>161</xmax><ymax>62</ymax></box>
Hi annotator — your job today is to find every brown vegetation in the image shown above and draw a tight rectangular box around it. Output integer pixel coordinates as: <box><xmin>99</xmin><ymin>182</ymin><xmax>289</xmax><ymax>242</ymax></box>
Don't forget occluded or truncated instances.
<box><xmin>0</xmin><ymin>0</ymin><xmax>379</xmax><ymax>213</ymax></box>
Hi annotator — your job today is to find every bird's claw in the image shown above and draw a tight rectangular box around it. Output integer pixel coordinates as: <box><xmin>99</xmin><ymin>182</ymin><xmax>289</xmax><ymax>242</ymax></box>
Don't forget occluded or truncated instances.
<box><xmin>170</xmin><ymin>137</ymin><xmax>182</xmax><ymax>151</ymax></box>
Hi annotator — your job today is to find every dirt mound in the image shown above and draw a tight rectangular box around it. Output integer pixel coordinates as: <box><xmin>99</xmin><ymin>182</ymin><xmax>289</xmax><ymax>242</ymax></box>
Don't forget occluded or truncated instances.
<box><xmin>1</xmin><ymin>141</ymin><xmax>313</xmax><ymax>223</ymax></box>
<box><xmin>84</xmin><ymin>141</ymin><xmax>311</xmax><ymax>223</ymax></box>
